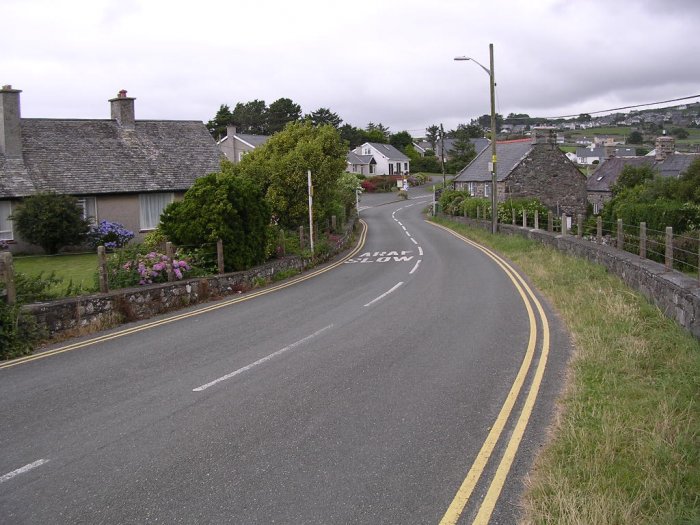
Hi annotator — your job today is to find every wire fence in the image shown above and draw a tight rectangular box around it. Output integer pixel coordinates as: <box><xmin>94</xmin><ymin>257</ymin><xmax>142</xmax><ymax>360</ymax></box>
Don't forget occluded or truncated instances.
<box><xmin>455</xmin><ymin>205</ymin><xmax>700</xmax><ymax>279</ymax></box>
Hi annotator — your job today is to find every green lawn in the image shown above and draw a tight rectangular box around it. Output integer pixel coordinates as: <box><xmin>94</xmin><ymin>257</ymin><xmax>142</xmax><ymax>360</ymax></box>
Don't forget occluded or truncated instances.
<box><xmin>13</xmin><ymin>253</ymin><xmax>98</xmax><ymax>296</ymax></box>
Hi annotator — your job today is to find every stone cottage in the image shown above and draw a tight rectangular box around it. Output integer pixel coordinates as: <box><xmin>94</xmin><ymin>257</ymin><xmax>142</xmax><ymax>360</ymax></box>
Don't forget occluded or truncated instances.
<box><xmin>453</xmin><ymin>127</ymin><xmax>588</xmax><ymax>217</ymax></box>
<box><xmin>0</xmin><ymin>86</ymin><xmax>223</xmax><ymax>252</ymax></box>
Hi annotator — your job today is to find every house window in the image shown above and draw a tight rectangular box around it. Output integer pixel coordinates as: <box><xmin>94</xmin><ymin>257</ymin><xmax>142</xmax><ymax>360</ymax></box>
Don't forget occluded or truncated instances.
<box><xmin>396</xmin><ymin>162</ymin><xmax>401</xmax><ymax>174</ymax></box>
<box><xmin>404</xmin><ymin>162</ymin><xmax>408</xmax><ymax>172</ymax></box>
<box><xmin>593</xmin><ymin>202</ymin><xmax>600</xmax><ymax>214</ymax></box>
<box><xmin>369</xmin><ymin>164</ymin><xmax>375</xmax><ymax>174</ymax></box>
<box><xmin>363</xmin><ymin>148</ymin><xmax>371</xmax><ymax>155</ymax></box>
<box><xmin>484</xmin><ymin>183</ymin><xmax>491</xmax><ymax>197</ymax></box>
<box><xmin>76</xmin><ymin>197</ymin><xmax>97</xmax><ymax>224</ymax></box>
<box><xmin>139</xmin><ymin>193</ymin><xmax>174</xmax><ymax>231</ymax></box>
<box><xmin>389</xmin><ymin>163</ymin><xmax>394</xmax><ymax>175</ymax></box>
<box><xmin>468</xmin><ymin>182</ymin><xmax>475</xmax><ymax>196</ymax></box>
<box><xmin>0</xmin><ymin>201</ymin><xmax>13</xmax><ymax>241</ymax></box>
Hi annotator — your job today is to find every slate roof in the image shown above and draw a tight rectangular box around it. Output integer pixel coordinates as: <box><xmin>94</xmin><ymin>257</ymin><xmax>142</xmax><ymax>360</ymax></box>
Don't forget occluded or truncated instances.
<box><xmin>657</xmin><ymin>153</ymin><xmax>700</xmax><ymax>179</ymax></box>
<box><xmin>453</xmin><ymin>140</ymin><xmax>532</xmax><ymax>183</ymax></box>
<box><xmin>235</xmin><ymin>133</ymin><xmax>270</xmax><ymax>148</ymax></box>
<box><xmin>366</xmin><ymin>143</ymin><xmax>409</xmax><ymax>161</ymax></box>
<box><xmin>586</xmin><ymin>153</ymin><xmax>700</xmax><ymax>192</ymax></box>
<box><xmin>0</xmin><ymin>118</ymin><xmax>223</xmax><ymax>198</ymax></box>
<box><xmin>346</xmin><ymin>152</ymin><xmax>374</xmax><ymax>165</ymax></box>
<box><xmin>585</xmin><ymin>157</ymin><xmax>655</xmax><ymax>192</ymax></box>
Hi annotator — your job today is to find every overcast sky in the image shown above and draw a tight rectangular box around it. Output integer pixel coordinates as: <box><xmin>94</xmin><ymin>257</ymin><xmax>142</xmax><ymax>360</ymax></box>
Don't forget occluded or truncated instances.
<box><xmin>4</xmin><ymin>0</ymin><xmax>700</xmax><ymax>136</ymax></box>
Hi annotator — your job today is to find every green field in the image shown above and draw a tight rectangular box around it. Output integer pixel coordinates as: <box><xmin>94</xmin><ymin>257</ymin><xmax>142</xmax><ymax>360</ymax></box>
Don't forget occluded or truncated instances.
<box><xmin>14</xmin><ymin>253</ymin><xmax>98</xmax><ymax>296</ymax></box>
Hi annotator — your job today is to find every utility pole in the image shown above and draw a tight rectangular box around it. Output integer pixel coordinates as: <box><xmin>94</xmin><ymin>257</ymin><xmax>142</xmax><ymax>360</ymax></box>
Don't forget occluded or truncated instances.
<box><xmin>440</xmin><ymin>123</ymin><xmax>446</xmax><ymax>187</ymax></box>
<box><xmin>307</xmin><ymin>170</ymin><xmax>314</xmax><ymax>256</ymax></box>
<box><xmin>488</xmin><ymin>43</ymin><xmax>498</xmax><ymax>234</ymax></box>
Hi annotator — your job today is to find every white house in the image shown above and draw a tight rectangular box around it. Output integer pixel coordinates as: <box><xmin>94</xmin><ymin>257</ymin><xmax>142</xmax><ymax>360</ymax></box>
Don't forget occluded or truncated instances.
<box><xmin>351</xmin><ymin>142</ymin><xmax>410</xmax><ymax>175</ymax></box>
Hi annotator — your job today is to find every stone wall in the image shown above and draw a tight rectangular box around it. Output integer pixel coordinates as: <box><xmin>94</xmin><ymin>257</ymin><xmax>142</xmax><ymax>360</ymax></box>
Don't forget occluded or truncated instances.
<box><xmin>23</xmin><ymin>218</ymin><xmax>358</xmax><ymax>340</ymax></box>
<box><xmin>439</xmin><ymin>213</ymin><xmax>700</xmax><ymax>339</ymax></box>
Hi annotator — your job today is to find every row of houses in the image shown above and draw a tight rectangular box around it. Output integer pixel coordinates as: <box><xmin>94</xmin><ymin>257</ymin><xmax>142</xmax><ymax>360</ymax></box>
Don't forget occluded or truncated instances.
<box><xmin>2</xmin><ymin>86</ymin><xmax>697</xmax><ymax>253</ymax></box>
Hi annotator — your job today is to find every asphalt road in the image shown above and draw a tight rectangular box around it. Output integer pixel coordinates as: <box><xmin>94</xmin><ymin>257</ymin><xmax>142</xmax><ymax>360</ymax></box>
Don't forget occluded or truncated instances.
<box><xmin>0</xmin><ymin>182</ymin><xmax>571</xmax><ymax>524</ymax></box>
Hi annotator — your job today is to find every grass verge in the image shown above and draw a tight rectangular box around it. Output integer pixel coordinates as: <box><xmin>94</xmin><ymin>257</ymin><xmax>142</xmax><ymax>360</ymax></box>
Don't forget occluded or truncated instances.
<box><xmin>431</xmin><ymin>216</ymin><xmax>700</xmax><ymax>524</ymax></box>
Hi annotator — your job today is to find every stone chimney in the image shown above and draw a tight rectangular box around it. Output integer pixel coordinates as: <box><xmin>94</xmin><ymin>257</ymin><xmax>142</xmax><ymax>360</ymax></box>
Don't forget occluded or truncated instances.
<box><xmin>655</xmin><ymin>136</ymin><xmax>675</xmax><ymax>162</ymax></box>
<box><xmin>109</xmin><ymin>89</ymin><xmax>136</xmax><ymax>129</ymax></box>
<box><xmin>0</xmin><ymin>85</ymin><xmax>22</xmax><ymax>158</ymax></box>
<box><xmin>603</xmin><ymin>144</ymin><xmax>616</xmax><ymax>160</ymax></box>
<box><xmin>531</xmin><ymin>126</ymin><xmax>557</xmax><ymax>146</ymax></box>
<box><xmin>226</xmin><ymin>124</ymin><xmax>237</xmax><ymax>138</ymax></box>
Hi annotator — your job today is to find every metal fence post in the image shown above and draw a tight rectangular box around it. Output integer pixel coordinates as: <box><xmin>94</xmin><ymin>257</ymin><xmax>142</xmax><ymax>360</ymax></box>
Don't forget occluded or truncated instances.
<box><xmin>665</xmin><ymin>226</ymin><xmax>673</xmax><ymax>270</ymax></box>
<box><xmin>534</xmin><ymin>210</ymin><xmax>539</xmax><ymax>230</ymax></box>
<box><xmin>522</xmin><ymin>209</ymin><xmax>527</xmax><ymax>228</ymax></box>
<box><xmin>217</xmin><ymin>239</ymin><xmax>225</xmax><ymax>274</ymax></box>
<box><xmin>97</xmin><ymin>246</ymin><xmax>108</xmax><ymax>293</ymax></box>
<box><xmin>639</xmin><ymin>222</ymin><xmax>647</xmax><ymax>259</ymax></box>
<box><xmin>617</xmin><ymin>219</ymin><xmax>624</xmax><ymax>250</ymax></box>
<box><xmin>1</xmin><ymin>252</ymin><xmax>16</xmax><ymax>305</ymax></box>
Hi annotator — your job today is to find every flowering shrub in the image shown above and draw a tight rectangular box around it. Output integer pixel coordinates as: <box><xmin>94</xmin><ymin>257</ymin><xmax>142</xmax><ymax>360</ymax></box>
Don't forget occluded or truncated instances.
<box><xmin>104</xmin><ymin>245</ymin><xmax>193</xmax><ymax>288</ymax></box>
<box><xmin>88</xmin><ymin>220</ymin><xmax>134</xmax><ymax>249</ymax></box>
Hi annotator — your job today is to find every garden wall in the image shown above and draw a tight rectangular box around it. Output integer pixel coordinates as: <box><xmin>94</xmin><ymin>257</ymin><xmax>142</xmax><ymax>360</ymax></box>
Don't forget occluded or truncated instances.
<box><xmin>24</xmin><ymin>219</ymin><xmax>358</xmax><ymax>340</ymax></box>
<box><xmin>439</xmin><ymin>213</ymin><xmax>700</xmax><ymax>339</ymax></box>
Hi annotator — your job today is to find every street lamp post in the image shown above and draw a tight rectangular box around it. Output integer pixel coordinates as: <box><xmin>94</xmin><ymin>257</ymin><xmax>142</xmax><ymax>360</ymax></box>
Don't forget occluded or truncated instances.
<box><xmin>455</xmin><ymin>43</ymin><xmax>498</xmax><ymax>234</ymax></box>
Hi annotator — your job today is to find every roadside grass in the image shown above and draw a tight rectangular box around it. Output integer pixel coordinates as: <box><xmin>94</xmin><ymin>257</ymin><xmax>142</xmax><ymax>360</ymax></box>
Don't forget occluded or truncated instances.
<box><xmin>431</xmin><ymin>216</ymin><xmax>700</xmax><ymax>525</ymax></box>
<box><xmin>14</xmin><ymin>253</ymin><xmax>98</xmax><ymax>296</ymax></box>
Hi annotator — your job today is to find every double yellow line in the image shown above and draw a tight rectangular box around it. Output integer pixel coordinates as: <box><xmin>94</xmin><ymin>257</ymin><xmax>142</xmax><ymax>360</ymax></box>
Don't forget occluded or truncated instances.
<box><xmin>0</xmin><ymin>221</ymin><xmax>368</xmax><ymax>371</ymax></box>
<box><xmin>428</xmin><ymin>222</ymin><xmax>551</xmax><ymax>525</ymax></box>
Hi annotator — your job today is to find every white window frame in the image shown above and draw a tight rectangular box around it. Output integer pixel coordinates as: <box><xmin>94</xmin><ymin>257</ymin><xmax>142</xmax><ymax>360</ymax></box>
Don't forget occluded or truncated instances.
<box><xmin>0</xmin><ymin>201</ymin><xmax>13</xmax><ymax>241</ymax></box>
<box><xmin>139</xmin><ymin>193</ymin><xmax>174</xmax><ymax>231</ymax></box>
<box><xmin>484</xmin><ymin>183</ymin><xmax>492</xmax><ymax>197</ymax></box>
<box><xmin>468</xmin><ymin>182</ymin><xmax>475</xmax><ymax>196</ymax></box>
<box><xmin>76</xmin><ymin>196</ymin><xmax>97</xmax><ymax>225</ymax></box>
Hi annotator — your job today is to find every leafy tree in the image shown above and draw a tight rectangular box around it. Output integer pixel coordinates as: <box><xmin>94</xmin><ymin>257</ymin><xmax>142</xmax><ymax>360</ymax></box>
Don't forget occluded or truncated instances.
<box><xmin>627</xmin><ymin>130</ymin><xmax>644</xmax><ymax>145</ymax></box>
<box><xmin>11</xmin><ymin>193</ymin><xmax>90</xmax><ymax>254</ymax></box>
<box><xmin>338</xmin><ymin>124</ymin><xmax>367</xmax><ymax>149</ymax></box>
<box><xmin>305</xmin><ymin>107</ymin><xmax>342</xmax><ymax>128</ymax></box>
<box><xmin>577</xmin><ymin>113</ymin><xmax>592</xmax><ymax>122</ymax></box>
<box><xmin>451</xmin><ymin>123</ymin><xmax>484</xmax><ymax>140</ymax></box>
<box><xmin>389</xmin><ymin>131</ymin><xmax>413</xmax><ymax>151</ymax></box>
<box><xmin>231</xmin><ymin>99</ymin><xmax>268</xmax><ymax>134</ymax></box>
<box><xmin>611</xmin><ymin>164</ymin><xmax>657</xmax><ymax>196</ymax></box>
<box><xmin>671</xmin><ymin>127</ymin><xmax>689</xmax><ymax>139</ymax></box>
<box><xmin>445</xmin><ymin>137</ymin><xmax>476</xmax><ymax>174</ymax></box>
<box><xmin>235</xmin><ymin>121</ymin><xmax>348</xmax><ymax>229</ymax></box>
<box><xmin>159</xmin><ymin>171</ymin><xmax>270</xmax><ymax>271</ymax></box>
<box><xmin>366</xmin><ymin>122</ymin><xmax>390</xmax><ymax>142</ymax></box>
<box><xmin>267</xmin><ymin>98</ymin><xmax>302</xmax><ymax>134</ymax></box>
<box><xmin>476</xmin><ymin>113</ymin><xmax>504</xmax><ymax>133</ymax></box>
<box><xmin>425</xmin><ymin>125</ymin><xmax>440</xmax><ymax>150</ymax></box>
<box><xmin>206</xmin><ymin>104</ymin><xmax>233</xmax><ymax>140</ymax></box>
<box><xmin>675</xmin><ymin>157</ymin><xmax>700</xmax><ymax>203</ymax></box>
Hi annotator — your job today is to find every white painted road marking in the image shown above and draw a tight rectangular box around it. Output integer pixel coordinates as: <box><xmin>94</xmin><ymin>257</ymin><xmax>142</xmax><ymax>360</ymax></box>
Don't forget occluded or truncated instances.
<box><xmin>364</xmin><ymin>282</ymin><xmax>404</xmax><ymax>307</ymax></box>
<box><xmin>409</xmin><ymin>260</ymin><xmax>422</xmax><ymax>275</ymax></box>
<box><xmin>0</xmin><ymin>459</ymin><xmax>49</xmax><ymax>483</ymax></box>
<box><xmin>418</xmin><ymin>246</ymin><xmax>423</xmax><ymax>256</ymax></box>
<box><xmin>193</xmin><ymin>325</ymin><xmax>334</xmax><ymax>392</ymax></box>
<box><xmin>410</xmin><ymin>238</ymin><xmax>418</xmax><ymax>245</ymax></box>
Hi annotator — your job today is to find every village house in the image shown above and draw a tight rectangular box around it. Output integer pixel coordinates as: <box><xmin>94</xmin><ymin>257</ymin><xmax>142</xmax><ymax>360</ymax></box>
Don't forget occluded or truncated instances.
<box><xmin>586</xmin><ymin>136</ymin><xmax>700</xmax><ymax>213</ymax></box>
<box><xmin>349</xmin><ymin>142</ymin><xmax>410</xmax><ymax>176</ymax></box>
<box><xmin>0</xmin><ymin>86</ymin><xmax>223</xmax><ymax>252</ymax></box>
<box><xmin>216</xmin><ymin>125</ymin><xmax>270</xmax><ymax>163</ymax></box>
<box><xmin>453</xmin><ymin>127</ymin><xmax>588</xmax><ymax>218</ymax></box>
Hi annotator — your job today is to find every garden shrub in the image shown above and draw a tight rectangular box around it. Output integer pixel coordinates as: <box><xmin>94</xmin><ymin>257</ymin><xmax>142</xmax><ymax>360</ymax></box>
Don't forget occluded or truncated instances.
<box><xmin>87</xmin><ymin>220</ymin><xmax>134</xmax><ymax>249</ymax></box>
<box><xmin>101</xmin><ymin>244</ymin><xmax>194</xmax><ymax>288</ymax></box>
<box><xmin>11</xmin><ymin>192</ymin><xmax>90</xmax><ymax>254</ymax></box>
<box><xmin>160</xmin><ymin>172</ymin><xmax>271</xmax><ymax>271</ymax></box>
<box><xmin>462</xmin><ymin>197</ymin><xmax>491</xmax><ymax>218</ymax></box>
<box><xmin>497</xmin><ymin>198</ymin><xmax>549</xmax><ymax>225</ymax></box>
